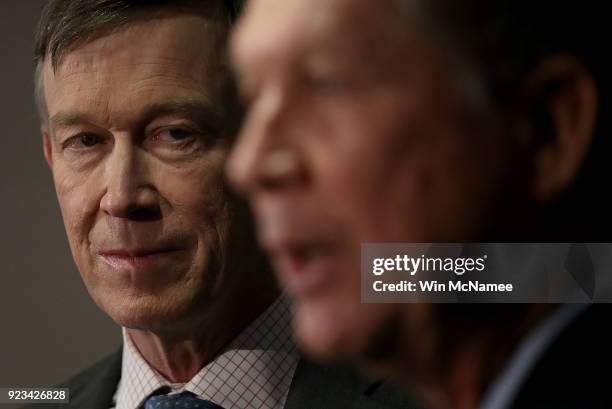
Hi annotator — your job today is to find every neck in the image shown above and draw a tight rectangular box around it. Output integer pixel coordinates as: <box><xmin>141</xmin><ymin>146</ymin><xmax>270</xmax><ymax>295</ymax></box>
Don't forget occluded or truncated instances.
<box><xmin>127</xmin><ymin>290</ymin><xmax>278</xmax><ymax>383</ymax></box>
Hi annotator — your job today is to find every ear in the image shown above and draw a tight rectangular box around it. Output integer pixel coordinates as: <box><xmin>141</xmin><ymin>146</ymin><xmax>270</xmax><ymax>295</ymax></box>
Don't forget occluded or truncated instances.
<box><xmin>42</xmin><ymin>128</ymin><xmax>53</xmax><ymax>170</ymax></box>
<box><xmin>524</xmin><ymin>55</ymin><xmax>598</xmax><ymax>204</ymax></box>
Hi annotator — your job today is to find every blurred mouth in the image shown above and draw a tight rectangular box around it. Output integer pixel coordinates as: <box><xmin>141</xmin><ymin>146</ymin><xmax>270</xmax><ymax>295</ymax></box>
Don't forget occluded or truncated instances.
<box><xmin>98</xmin><ymin>247</ymin><xmax>187</xmax><ymax>272</ymax></box>
<box><xmin>253</xmin><ymin>201</ymin><xmax>344</xmax><ymax>299</ymax></box>
<box><xmin>267</xmin><ymin>240</ymin><xmax>339</xmax><ymax>298</ymax></box>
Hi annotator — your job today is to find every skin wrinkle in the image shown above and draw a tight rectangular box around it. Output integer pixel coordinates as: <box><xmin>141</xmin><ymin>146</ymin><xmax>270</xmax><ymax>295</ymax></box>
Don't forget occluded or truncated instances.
<box><xmin>49</xmin><ymin>99</ymin><xmax>226</xmax><ymax>150</ymax></box>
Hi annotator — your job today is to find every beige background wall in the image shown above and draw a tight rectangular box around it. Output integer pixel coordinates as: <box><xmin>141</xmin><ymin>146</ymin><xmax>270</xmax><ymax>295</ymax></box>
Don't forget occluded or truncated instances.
<box><xmin>0</xmin><ymin>2</ymin><xmax>121</xmax><ymax>407</ymax></box>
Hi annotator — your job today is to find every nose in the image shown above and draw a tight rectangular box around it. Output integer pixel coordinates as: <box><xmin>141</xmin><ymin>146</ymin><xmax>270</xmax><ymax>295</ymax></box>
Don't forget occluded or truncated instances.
<box><xmin>227</xmin><ymin>87</ymin><xmax>306</xmax><ymax>195</ymax></box>
<box><xmin>100</xmin><ymin>140</ymin><xmax>161</xmax><ymax>220</ymax></box>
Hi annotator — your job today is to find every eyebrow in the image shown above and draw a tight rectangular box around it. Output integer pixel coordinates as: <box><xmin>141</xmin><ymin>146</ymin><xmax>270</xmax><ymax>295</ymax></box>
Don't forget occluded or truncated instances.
<box><xmin>49</xmin><ymin>111</ymin><xmax>98</xmax><ymax>129</ymax></box>
<box><xmin>49</xmin><ymin>99</ymin><xmax>227</xmax><ymax>135</ymax></box>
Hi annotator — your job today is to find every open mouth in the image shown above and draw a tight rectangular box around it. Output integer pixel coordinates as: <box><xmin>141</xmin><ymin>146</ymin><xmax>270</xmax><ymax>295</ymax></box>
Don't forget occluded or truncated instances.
<box><xmin>271</xmin><ymin>242</ymin><xmax>338</xmax><ymax>297</ymax></box>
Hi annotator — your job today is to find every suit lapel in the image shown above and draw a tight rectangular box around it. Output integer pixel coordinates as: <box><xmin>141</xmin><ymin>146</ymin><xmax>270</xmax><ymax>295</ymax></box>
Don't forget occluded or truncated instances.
<box><xmin>285</xmin><ymin>358</ymin><xmax>419</xmax><ymax>409</ymax></box>
<box><xmin>65</xmin><ymin>347</ymin><xmax>122</xmax><ymax>409</ymax></box>
<box><xmin>509</xmin><ymin>306</ymin><xmax>612</xmax><ymax>409</ymax></box>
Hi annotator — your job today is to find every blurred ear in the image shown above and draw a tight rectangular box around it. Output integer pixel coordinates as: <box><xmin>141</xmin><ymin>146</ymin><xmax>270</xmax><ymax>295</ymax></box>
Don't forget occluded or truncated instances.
<box><xmin>524</xmin><ymin>55</ymin><xmax>598</xmax><ymax>204</ymax></box>
<box><xmin>42</xmin><ymin>128</ymin><xmax>53</xmax><ymax>170</ymax></box>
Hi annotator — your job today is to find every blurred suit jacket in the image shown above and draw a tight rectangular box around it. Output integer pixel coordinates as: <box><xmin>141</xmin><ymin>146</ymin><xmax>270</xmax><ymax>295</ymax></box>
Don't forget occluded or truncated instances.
<box><xmin>509</xmin><ymin>305</ymin><xmax>611</xmax><ymax>409</ymax></box>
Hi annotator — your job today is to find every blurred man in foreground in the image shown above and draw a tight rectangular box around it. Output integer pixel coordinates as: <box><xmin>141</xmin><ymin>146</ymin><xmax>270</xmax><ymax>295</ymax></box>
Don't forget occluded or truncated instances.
<box><xmin>31</xmin><ymin>0</ymin><xmax>416</xmax><ymax>408</ymax></box>
<box><xmin>228</xmin><ymin>0</ymin><xmax>611</xmax><ymax>408</ymax></box>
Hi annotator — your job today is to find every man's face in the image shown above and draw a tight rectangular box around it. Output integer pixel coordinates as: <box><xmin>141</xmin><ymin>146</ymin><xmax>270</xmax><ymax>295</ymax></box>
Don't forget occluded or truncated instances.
<box><xmin>229</xmin><ymin>0</ymin><xmax>521</xmax><ymax>360</ymax></box>
<box><xmin>42</xmin><ymin>10</ymin><xmax>240</xmax><ymax>331</ymax></box>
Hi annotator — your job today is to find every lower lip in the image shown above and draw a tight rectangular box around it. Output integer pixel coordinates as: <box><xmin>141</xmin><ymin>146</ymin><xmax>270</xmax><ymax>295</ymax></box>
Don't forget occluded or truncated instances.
<box><xmin>99</xmin><ymin>250</ymin><xmax>185</xmax><ymax>272</ymax></box>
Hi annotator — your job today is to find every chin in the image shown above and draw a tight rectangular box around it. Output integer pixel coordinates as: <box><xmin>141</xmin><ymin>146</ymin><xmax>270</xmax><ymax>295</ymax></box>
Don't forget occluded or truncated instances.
<box><xmin>291</xmin><ymin>295</ymin><xmax>396</xmax><ymax>363</ymax></box>
<box><xmin>93</xmin><ymin>288</ymin><xmax>197</xmax><ymax>331</ymax></box>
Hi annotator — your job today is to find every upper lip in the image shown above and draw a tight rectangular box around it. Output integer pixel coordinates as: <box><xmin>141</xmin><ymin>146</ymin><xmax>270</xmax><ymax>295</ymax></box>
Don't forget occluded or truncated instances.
<box><xmin>261</xmin><ymin>230</ymin><xmax>335</xmax><ymax>265</ymax></box>
<box><xmin>256</xmin><ymin>219</ymin><xmax>331</xmax><ymax>261</ymax></box>
<box><xmin>252</xmin><ymin>200</ymin><xmax>338</xmax><ymax>263</ymax></box>
<box><xmin>98</xmin><ymin>247</ymin><xmax>183</xmax><ymax>257</ymax></box>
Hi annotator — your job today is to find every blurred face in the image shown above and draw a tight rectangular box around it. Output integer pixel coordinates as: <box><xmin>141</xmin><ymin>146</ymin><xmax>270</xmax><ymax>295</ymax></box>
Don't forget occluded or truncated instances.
<box><xmin>229</xmin><ymin>0</ymin><xmax>522</xmax><ymax>361</ymax></box>
<box><xmin>42</xmin><ymin>10</ymin><xmax>242</xmax><ymax>332</ymax></box>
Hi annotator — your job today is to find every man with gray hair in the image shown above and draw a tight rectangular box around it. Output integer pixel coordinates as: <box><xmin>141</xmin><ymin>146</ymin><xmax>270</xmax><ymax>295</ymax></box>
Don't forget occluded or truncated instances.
<box><xmin>229</xmin><ymin>0</ymin><xmax>611</xmax><ymax>408</ymax></box>
<box><xmin>28</xmin><ymin>1</ymin><xmax>417</xmax><ymax>408</ymax></box>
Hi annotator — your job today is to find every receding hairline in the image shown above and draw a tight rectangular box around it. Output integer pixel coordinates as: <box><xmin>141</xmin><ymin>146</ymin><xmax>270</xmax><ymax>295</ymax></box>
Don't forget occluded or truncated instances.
<box><xmin>34</xmin><ymin>1</ymin><xmax>236</xmax><ymax>124</ymax></box>
<box><xmin>40</xmin><ymin>2</ymin><xmax>232</xmax><ymax>70</ymax></box>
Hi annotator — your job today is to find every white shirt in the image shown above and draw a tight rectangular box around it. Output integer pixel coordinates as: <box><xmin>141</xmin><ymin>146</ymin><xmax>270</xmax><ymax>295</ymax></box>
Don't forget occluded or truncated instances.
<box><xmin>111</xmin><ymin>296</ymin><xmax>299</xmax><ymax>409</ymax></box>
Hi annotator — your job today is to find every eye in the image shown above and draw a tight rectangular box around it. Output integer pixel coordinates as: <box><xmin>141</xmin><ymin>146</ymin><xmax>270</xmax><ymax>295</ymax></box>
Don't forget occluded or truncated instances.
<box><xmin>63</xmin><ymin>133</ymin><xmax>103</xmax><ymax>150</ymax></box>
<box><xmin>149</xmin><ymin>126</ymin><xmax>205</xmax><ymax>156</ymax></box>
<box><xmin>155</xmin><ymin>127</ymin><xmax>196</xmax><ymax>143</ymax></box>
<box><xmin>304</xmin><ymin>71</ymin><xmax>352</xmax><ymax>97</ymax></box>
<box><xmin>238</xmin><ymin>83</ymin><xmax>257</xmax><ymax>108</ymax></box>
<box><xmin>80</xmin><ymin>133</ymin><xmax>100</xmax><ymax>146</ymax></box>
<box><xmin>309</xmin><ymin>75</ymin><xmax>341</xmax><ymax>91</ymax></box>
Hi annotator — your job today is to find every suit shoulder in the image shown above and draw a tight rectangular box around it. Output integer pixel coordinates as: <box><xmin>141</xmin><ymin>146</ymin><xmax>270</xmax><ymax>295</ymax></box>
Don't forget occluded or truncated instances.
<box><xmin>285</xmin><ymin>357</ymin><xmax>422</xmax><ymax>409</ymax></box>
<box><xmin>60</xmin><ymin>348</ymin><xmax>122</xmax><ymax>389</ymax></box>
<box><xmin>21</xmin><ymin>348</ymin><xmax>122</xmax><ymax>409</ymax></box>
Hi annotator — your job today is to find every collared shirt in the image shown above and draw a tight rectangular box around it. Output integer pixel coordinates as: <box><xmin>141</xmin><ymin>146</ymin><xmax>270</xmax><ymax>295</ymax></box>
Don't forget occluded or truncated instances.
<box><xmin>478</xmin><ymin>304</ymin><xmax>586</xmax><ymax>409</ymax></box>
<box><xmin>111</xmin><ymin>296</ymin><xmax>299</xmax><ymax>409</ymax></box>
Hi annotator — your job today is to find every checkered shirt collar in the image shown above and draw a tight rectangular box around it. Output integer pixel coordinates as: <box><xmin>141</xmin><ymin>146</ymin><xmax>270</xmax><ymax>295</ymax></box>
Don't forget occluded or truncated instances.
<box><xmin>114</xmin><ymin>296</ymin><xmax>298</xmax><ymax>409</ymax></box>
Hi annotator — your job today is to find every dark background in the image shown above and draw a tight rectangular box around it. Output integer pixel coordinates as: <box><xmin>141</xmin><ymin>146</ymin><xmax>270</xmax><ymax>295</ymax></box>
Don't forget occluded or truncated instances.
<box><xmin>0</xmin><ymin>2</ymin><xmax>120</xmax><ymax>407</ymax></box>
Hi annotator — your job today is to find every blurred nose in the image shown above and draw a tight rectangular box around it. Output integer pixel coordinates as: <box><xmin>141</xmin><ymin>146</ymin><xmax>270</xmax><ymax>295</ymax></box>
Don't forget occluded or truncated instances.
<box><xmin>100</xmin><ymin>139</ymin><xmax>161</xmax><ymax>220</ymax></box>
<box><xmin>227</xmin><ymin>85</ymin><xmax>306</xmax><ymax>195</ymax></box>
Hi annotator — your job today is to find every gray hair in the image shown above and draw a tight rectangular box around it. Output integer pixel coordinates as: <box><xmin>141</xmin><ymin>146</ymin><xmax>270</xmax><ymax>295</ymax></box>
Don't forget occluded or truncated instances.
<box><xmin>34</xmin><ymin>0</ymin><xmax>243</xmax><ymax>124</ymax></box>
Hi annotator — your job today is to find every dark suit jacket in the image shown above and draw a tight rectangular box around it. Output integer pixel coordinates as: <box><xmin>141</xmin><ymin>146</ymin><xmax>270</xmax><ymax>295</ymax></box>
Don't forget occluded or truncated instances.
<box><xmin>23</xmin><ymin>349</ymin><xmax>421</xmax><ymax>409</ymax></box>
<box><xmin>509</xmin><ymin>305</ymin><xmax>612</xmax><ymax>409</ymax></box>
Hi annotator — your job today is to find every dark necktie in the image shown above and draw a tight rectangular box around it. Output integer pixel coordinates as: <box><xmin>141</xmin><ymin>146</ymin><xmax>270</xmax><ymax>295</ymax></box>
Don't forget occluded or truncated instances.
<box><xmin>144</xmin><ymin>391</ymin><xmax>225</xmax><ymax>409</ymax></box>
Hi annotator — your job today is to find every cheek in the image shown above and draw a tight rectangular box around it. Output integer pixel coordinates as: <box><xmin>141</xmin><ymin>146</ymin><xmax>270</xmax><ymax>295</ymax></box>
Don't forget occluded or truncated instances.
<box><xmin>308</xmin><ymin>116</ymin><xmax>421</xmax><ymax>241</ymax></box>
<box><xmin>303</xmin><ymin>92</ymin><xmax>423</xmax><ymax>224</ymax></box>
<box><xmin>162</xmin><ymin>160</ymin><xmax>228</xmax><ymax>227</ymax></box>
<box><xmin>166</xmin><ymin>177</ymin><xmax>223</xmax><ymax>222</ymax></box>
<box><xmin>155</xmin><ymin>155</ymin><xmax>231</xmax><ymax>264</ymax></box>
<box><xmin>315</xmin><ymin>101</ymin><xmax>503</xmax><ymax>242</ymax></box>
<box><xmin>54</xmin><ymin>168</ymin><xmax>100</xmax><ymax>257</ymax></box>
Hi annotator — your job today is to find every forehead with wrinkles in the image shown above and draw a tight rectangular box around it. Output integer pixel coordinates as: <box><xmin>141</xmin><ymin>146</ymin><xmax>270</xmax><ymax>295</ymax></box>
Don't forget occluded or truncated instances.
<box><xmin>43</xmin><ymin>13</ymin><xmax>229</xmax><ymax>130</ymax></box>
